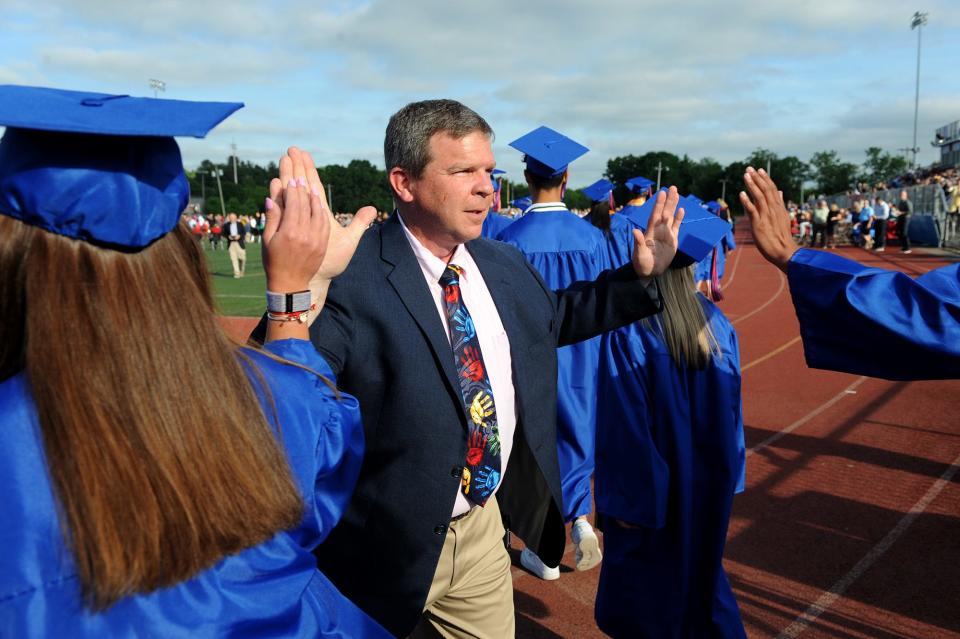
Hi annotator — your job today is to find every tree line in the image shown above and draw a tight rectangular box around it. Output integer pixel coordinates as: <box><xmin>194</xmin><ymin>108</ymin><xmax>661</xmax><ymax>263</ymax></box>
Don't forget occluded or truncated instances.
<box><xmin>188</xmin><ymin>146</ymin><xmax>907</xmax><ymax>216</ymax></box>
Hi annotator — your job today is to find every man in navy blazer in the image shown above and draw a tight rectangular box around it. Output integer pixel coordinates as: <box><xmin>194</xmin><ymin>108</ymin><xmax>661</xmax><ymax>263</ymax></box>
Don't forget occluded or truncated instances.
<box><xmin>256</xmin><ymin>100</ymin><xmax>684</xmax><ymax>638</ymax></box>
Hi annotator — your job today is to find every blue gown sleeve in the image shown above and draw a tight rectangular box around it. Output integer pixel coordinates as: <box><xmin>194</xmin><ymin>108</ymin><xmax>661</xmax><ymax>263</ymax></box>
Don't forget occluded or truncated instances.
<box><xmin>481</xmin><ymin>211</ymin><xmax>513</xmax><ymax>239</ymax></box>
<box><xmin>787</xmin><ymin>249</ymin><xmax>960</xmax><ymax>380</ymax></box>
<box><xmin>260</xmin><ymin>339</ymin><xmax>365</xmax><ymax>547</ymax></box>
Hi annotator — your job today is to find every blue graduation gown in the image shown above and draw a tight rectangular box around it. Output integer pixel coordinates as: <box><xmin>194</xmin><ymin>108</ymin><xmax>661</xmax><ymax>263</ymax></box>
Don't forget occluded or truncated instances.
<box><xmin>480</xmin><ymin>210</ymin><xmax>513</xmax><ymax>239</ymax></box>
<box><xmin>0</xmin><ymin>339</ymin><xmax>389</xmax><ymax>638</ymax></box>
<box><xmin>498</xmin><ymin>206</ymin><xmax>607</xmax><ymax>521</ymax></box>
<box><xmin>602</xmin><ymin>213</ymin><xmax>639</xmax><ymax>271</ymax></box>
<box><xmin>723</xmin><ymin>226</ymin><xmax>736</xmax><ymax>253</ymax></box>
<box><xmin>788</xmin><ymin>249</ymin><xmax>960</xmax><ymax>380</ymax></box>
<box><xmin>594</xmin><ymin>298</ymin><xmax>746</xmax><ymax>639</ymax></box>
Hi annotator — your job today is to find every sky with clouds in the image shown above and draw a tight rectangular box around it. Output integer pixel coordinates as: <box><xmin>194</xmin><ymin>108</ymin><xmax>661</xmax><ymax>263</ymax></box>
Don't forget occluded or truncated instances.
<box><xmin>2</xmin><ymin>0</ymin><xmax>958</xmax><ymax>187</ymax></box>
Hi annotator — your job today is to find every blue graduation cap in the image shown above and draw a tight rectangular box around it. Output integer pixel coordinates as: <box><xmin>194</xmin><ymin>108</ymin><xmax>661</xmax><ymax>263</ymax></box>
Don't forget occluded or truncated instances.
<box><xmin>510</xmin><ymin>196</ymin><xmax>533</xmax><ymax>210</ymax></box>
<box><xmin>623</xmin><ymin>194</ymin><xmax>729</xmax><ymax>268</ymax></box>
<box><xmin>625</xmin><ymin>176</ymin><xmax>654</xmax><ymax>193</ymax></box>
<box><xmin>705</xmin><ymin>200</ymin><xmax>721</xmax><ymax>214</ymax></box>
<box><xmin>508</xmin><ymin>126</ymin><xmax>588</xmax><ymax>178</ymax></box>
<box><xmin>0</xmin><ymin>85</ymin><xmax>242</xmax><ymax>249</ymax></box>
<box><xmin>685</xmin><ymin>194</ymin><xmax>705</xmax><ymax>208</ymax></box>
<box><xmin>491</xmin><ymin>168</ymin><xmax>505</xmax><ymax>192</ymax></box>
<box><xmin>582</xmin><ymin>178</ymin><xmax>616</xmax><ymax>203</ymax></box>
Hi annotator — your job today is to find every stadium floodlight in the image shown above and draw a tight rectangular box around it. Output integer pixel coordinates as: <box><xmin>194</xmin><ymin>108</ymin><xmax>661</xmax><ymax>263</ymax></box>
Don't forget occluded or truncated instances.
<box><xmin>909</xmin><ymin>11</ymin><xmax>928</xmax><ymax>168</ymax></box>
<box><xmin>148</xmin><ymin>79</ymin><xmax>166</xmax><ymax>99</ymax></box>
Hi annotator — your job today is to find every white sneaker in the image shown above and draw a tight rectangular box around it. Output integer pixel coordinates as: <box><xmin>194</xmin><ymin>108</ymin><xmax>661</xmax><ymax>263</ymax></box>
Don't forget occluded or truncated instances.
<box><xmin>571</xmin><ymin>519</ymin><xmax>603</xmax><ymax>571</ymax></box>
<box><xmin>519</xmin><ymin>548</ymin><xmax>560</xmax><ymax>580</ymax></box>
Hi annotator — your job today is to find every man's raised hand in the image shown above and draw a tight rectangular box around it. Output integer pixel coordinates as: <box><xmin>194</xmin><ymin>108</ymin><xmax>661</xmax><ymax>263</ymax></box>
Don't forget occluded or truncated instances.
<box><xmin>739</xmin><ymin>167</ymin><xmax>797</xmax><ymax>273</ymax></box>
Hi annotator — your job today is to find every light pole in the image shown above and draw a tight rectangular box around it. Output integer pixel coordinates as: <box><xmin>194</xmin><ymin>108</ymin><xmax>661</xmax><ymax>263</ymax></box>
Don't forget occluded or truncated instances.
<box><xmin>148</xmin><ymin>78</ymin><xmax>166</xmax><ymax>99</ymax></box>
<box><xmin>910</xmin><ymin>11</ymin><xmax>928</xmax><ymax>168</ymax></box>
<box><xmin>197</xmin><ymin>170</ymin><xmax>207</xmax><ymax>202</ymax></box>
<box><xmin>718</xmin><ymin>178</ymin><xmax>731</xmax><ymax>202</ymax></box>
<box><xmin>655</xmin><ymin>161</ymin><xmax>671</xmax><ymax>190</ymax></box>
<box><xmin>328</xmin><ymin>184</ymin><xmax>334</xmax><ymax>213</ymax></box>
<box><xmin>212</xmin><ymin>167</ymin><xmax>227</xmax><ymax>218</ymax></box>
<box><xmin>230</xmin><ymin>141</ymin><xmax>239</xmax><ymax>184</ymax></box>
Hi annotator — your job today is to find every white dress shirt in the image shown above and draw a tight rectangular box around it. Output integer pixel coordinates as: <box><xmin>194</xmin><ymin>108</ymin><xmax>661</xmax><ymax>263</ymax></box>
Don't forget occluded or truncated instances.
<box><xmin>398</xmin><ymin>214</ymin><xmax>518</xmax><ymax>518</ymax></box>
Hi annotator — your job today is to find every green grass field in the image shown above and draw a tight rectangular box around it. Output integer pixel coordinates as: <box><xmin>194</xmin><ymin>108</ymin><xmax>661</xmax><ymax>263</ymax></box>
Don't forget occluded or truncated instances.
<box><xmin>204</xmin><ymin>243</ymin><xmax>267</xmax><ymax>317</ymax></box>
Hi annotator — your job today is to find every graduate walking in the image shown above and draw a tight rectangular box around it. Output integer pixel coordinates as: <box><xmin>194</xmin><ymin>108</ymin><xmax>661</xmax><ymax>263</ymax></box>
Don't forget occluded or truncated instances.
<box><xmin>498</xmin><ymin>126</ymin><xmax>609</xmax><ymax>580</ymax></box>
<box><xmin>594</xmin><ymin>196</ymin><xmax>746</xmax><ymax>639</ymax></box>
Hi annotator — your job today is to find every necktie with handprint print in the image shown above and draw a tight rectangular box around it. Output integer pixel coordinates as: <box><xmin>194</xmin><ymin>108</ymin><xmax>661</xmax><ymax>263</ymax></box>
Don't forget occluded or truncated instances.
<box><xmin>439</xmin><ymin>264</ymin><xmax>501</xmax><ymax>507</ymax></box>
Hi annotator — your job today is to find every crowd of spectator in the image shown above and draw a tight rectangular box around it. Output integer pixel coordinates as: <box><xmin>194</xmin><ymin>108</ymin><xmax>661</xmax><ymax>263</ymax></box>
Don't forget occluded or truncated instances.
<box><xmin>860</xmin><ymin>164</ymin><xmax>959</xmax><ymax>192</ymax></box>
<box><xmin>787</xmin><ymin>191</ymin><xmax>915</xmax><ymax>253</ymax></box>
<box><xmin>181</xmin><ymin>206</ymin><xmax>267</xmax><ymax>250</ymax></box>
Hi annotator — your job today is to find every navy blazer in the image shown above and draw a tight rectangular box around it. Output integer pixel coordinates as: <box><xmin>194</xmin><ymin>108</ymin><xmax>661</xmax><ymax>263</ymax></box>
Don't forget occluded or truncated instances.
<box><xmin>256</xmin><ymin>213</ymin><xmax>661</xmax><ymax>636</ymax></box>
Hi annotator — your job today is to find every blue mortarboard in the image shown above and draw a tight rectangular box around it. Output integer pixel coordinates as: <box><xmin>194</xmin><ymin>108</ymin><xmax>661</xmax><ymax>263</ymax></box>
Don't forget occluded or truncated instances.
<box><xmin>582</xmin><ymin>178</ymin><xmax>616</xmax><ymax>203</ymax></box>
<box><xmin>491</xmin><ymin>168</ymin><xmax>506</xmax><ymax>192</ymax></box>
<box><xmin>510</xmin><ymin>196</ymin><xmax>533</xmax><ymax>210</ymax></box>
<box><xmin>625</xmin><ymin>194</ymin><xmax>730</xmax><ymax>267</ymax></box>
<box><xmin>705</xmin><ymin>200</ymin><xmax>721</xmax><ymax>214</ymax></box>
<box><xmin>625</xmin><ymin>176</ymin><xmax>654</xmax><ymax>193</ymax></box>
<box><xmin>685</xmin><ymin>194</ymin><xmax>705</xmax><ymax>208</ymax></box>
<box><xmin>0</xmin><ymin>85</ymin><xmax>242</xmax><ymax>249</ymax></box>
<box><xmin>509</xmin><ymin>126</ymin><xmax>588</xmax><ymax>178</ymax></box>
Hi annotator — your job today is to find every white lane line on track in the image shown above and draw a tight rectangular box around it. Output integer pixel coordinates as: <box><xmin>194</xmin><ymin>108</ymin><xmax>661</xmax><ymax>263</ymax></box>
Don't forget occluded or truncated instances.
<box><xmin>721</xmin><ymin>243</ymin><xmax>745</xmax><ymax>291</ymax></box>
<box><xmin>747</xmin><ymin>376</ymin><xmax>868</xmax><ymax>458</ymax></box>
<box><xmin>741</xmin><ymin>336</ymin><xmax>802</xmax><ymax>372</ymax></box>
<box><xmin>776</xmin><ymin>448</ymin><xmax>960</xmax><ymax>639</ymax></box>
<box><xmin>731</xmin><ymin>269</ymin><xmax>786</xmax><ymax>326</ymax></box>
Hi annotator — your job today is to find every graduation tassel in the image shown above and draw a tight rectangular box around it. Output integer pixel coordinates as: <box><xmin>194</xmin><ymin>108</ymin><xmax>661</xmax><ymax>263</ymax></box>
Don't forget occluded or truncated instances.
<box><xmin>709</xmin><ymin>247</ymin><xmax>724</xmax><ymax>301</ymax></box>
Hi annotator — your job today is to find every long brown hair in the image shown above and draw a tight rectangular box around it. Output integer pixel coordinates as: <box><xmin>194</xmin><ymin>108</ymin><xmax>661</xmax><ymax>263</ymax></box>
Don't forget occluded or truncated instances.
<box><xmin>643</xmin><ymin>266</ymin><xmax>721</xmax><ymax>370</ymax></box>
<box><xmin>0</xmin><ymin>216</ymin><xmax>304</xmax><ymax>610</ymax></box>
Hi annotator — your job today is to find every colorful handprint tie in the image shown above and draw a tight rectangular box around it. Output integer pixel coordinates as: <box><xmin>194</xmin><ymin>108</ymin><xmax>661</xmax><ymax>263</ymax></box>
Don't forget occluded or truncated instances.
<box><xmin>439</xmin><ymin>264</ymin><xmax>501</xmax><ymax>507</ymax></box>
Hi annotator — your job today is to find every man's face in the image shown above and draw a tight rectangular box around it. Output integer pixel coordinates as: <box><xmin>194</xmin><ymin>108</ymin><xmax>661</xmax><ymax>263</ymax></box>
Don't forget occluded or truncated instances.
<box><xmin>228</xmin><ymin>213</ymin><xmax>237</xmax><ymax>223</ymax></box>
<box><xmin>402</xmin><ymin>131</ymin><xmax>495</xmax><ymax>250</ymax></box>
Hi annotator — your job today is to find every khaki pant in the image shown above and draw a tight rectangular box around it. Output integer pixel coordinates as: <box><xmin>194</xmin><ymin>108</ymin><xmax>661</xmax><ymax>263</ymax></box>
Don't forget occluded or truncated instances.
<box><xmin>228</xmin><ymin>241</ymin><xmax>246</xmax><ymax>277</ymax></box>
<box><xmin>410</xmin><ymin>495</ymin><xmax>515</xmax><ymax>639</ymax></box>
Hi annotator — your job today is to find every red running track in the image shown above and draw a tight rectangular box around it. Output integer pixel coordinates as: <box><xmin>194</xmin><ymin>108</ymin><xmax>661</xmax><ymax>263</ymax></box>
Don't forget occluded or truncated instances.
<box><xmin>219</xmin><ymin>230</ymin><xmax>960</xmax><ymax>638</ymax></box>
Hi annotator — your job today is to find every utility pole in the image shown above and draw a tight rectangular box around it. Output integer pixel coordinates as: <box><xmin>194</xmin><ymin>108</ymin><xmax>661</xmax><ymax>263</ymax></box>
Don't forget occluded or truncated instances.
<box><xmin>148</xmin><ymin>78</ymin><xmax>166</xmax><ymax>98</ymax></box>
<box><xmin>718</xmin><ymin>178</ymin><xmax>731</xmax><ymax>202</ymax></box>
<box><xmin>198</xmin><ymin>170</ymin><xmax>207</xmax><ymax>202</ymax></box>
<box><xmin>910</xmin><ymin>11</ymin><xmax>929</xmax><ymax>168</ymax></box>
<box><xmin>655</xmin><ymin>161</ymin><xmax>671</xmax><ymax>190</ymax></box>
<box><xmin>231</xmin><ymin>141</ymin><xmax>238</xmax><ymax>184</ymax></box>
<box><xmin>766</xmin><ymin>158</ymin><xmax>772</xmax><ymax>177</ymax></box>
<box><xmin>328</xmin><ymin>184</ymin><xmax>333</xmax><ymax>213</ymax></box>
<box><xmin>213</xmin><ymin>167</ymin><xmax>226</xmax><ymax>217</ymax></box>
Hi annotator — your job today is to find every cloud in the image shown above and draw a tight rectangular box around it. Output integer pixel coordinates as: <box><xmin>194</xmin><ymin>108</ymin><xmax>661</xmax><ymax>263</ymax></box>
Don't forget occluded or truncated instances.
<box><xmin>3</xmin><ymin>0</ymin><xmax>958</xmax><ymax>181</ymax></box>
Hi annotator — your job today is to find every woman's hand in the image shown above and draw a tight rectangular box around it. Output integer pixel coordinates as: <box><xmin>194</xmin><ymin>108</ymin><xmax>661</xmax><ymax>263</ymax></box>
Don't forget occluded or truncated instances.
<box><xmin>631</xmin><ymin>186</ymin><xmax>685</xmax><ymax>280</ymax></box>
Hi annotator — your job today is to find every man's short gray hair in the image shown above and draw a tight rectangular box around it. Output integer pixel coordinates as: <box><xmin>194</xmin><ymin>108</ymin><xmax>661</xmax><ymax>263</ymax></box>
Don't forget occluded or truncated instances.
<box><xmin>384</xmin><ymin>99</ymin><xmax>493</xmax><ymax>179</ymax></box>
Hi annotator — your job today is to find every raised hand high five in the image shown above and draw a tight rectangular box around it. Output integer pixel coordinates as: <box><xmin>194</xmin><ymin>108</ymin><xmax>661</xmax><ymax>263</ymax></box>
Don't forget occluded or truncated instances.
<box><xmin>631</xmin><ymin>186</ymin><xmax>685</xmax><ymax>279</ymax></box>
<box><xmin>263</xmin><ymin>147</ymin><xmax>378</xmax><ymax>330</ymax></box>
<box><xmin>739</xmin><ymin>167</ymin><xmax>797</xmax><ymax>273</ymax></box>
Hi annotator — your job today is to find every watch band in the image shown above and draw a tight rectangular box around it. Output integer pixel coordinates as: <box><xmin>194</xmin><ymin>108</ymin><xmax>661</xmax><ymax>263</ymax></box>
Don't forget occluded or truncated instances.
<box><xmin>266</xmin><ymin>289</ymin><xmax>312</xmax><ymax>313</ymax></box>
